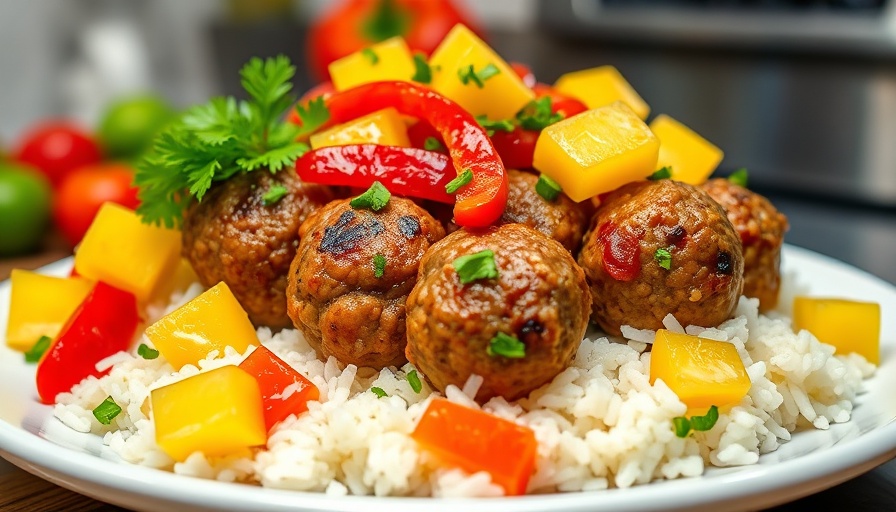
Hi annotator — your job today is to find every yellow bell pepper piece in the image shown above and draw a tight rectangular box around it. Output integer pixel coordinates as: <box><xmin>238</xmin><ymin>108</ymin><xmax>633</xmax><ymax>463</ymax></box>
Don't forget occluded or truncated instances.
<box><xmin>329</xmin><ymin>36</ymin><xmax>417</xmax><ymax>92</ymax></box>
<box><xmin>310</xmin><ymin>107</ymin><xmax>411</xmax><ymax>150</ymax></box>
<box><xmin>650</xmin><ymin>329</ymin><xmax>751</xmax><ymax>411</ymax></box>
<box><xmin>147</xmin><ymin>257</ymin><xmax>200</xmax><ymax>305</ymax></box>
<box><xmin>151</xmin><ymin>365</ymin><xmax>266</xmax><ymax>461</ymax></box>
<box><xmin>144</xmin><ymin>281</ymin><xmax>258</xmax><ymax>370</ymax></box>
<box><xmin>554</xmin><ymin>65</ymin><xmax>650</xmax><ymax>120</ymax></box>
<box><xmin>428</xmin><ymin>24</ymin><xmax>535</xmax><ymax>120</ymax></box>
<box><xmin>793</xmin><ymin>297</ymin><xmax>880</xmax><ymax>364</ymax></box>
<box><xmin>73</xmin><ymin>202</ymin><xmax>181</xmax><ymax>304</ymax></box>
<box><xmin>649</xmin><ymin>114</ymin><xmax>724</xmax><ymax>185</ymax></box>
<box><xmin>532</xmin><ymin>101</ymin><xmax>659</xmax><ymax>202</ymax></box>
<box><xmin>5</xmin><ymin>270</ymin><xmax>93</xmax><ymax>352</ymax></box>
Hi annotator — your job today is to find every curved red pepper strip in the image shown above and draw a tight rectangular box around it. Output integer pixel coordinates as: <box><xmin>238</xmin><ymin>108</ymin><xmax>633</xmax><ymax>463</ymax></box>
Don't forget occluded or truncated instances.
<box><xmin>320</xmin><ymin>81</ymin><xmax>508</xmax><ymax>228</ymax></box>
<box><xmin>296</xmin><ymin>145</ymin><xmax>455</xmax><ymax>204</ymax></box>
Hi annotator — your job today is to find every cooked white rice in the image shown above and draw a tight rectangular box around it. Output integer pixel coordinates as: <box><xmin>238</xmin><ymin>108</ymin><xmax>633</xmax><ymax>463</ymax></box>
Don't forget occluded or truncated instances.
<box><xmin>52</xmin><ymin>271</ymin><xmax>876</xmax><ymax>497</ymax></box>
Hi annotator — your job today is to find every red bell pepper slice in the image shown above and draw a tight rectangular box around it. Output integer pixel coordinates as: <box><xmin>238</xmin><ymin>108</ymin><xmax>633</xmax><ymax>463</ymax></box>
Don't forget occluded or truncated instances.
<box><xmin>315</xmin><ymin>81</ymin><xmax>508</xmax><ymax>228</ymax></box>
<box><xmin>239</xmin><ymin>346</ymin><xmax>320</xmax><ymax>432</ymax></box>
<box><xmin>295</xmin><ymin>144</ymin><xmax>455</xmax><ymax>204</ymax></box>
<box><xmin>36</xmin><ymin>281</ymin><xmax>139</xmax><ymax>404</ymax></box>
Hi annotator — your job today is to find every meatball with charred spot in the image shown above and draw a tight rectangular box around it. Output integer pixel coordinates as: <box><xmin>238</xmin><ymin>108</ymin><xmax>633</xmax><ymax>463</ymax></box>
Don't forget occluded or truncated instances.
<box><xmin>701</xmin><ymin>178</ymin><xmax>789</xmax><ymax>311</ymax></box>
<box><xmin>182</xmin><ymin>169</ymin><xmax>335</xmax><ymax>329</ymax></box>
<box><xmin>405</xmin><ymin>224</ymin><xmax>592</xmax><ymax>402</ymax></box>
<box><xmin>578</xmin><ymin>179</ymin><xmax>744</xmax><ymax>336</ymax></box>
<box><xmin>287</xmin><ymin>197</ymin><xmax>445</xmax><ymax>369</ymax></box>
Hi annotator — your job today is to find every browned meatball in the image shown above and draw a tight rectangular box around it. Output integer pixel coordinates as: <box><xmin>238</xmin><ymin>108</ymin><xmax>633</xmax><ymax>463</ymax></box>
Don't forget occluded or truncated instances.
<box><xmin>499</xmin><ymin>169</ymin><xmax>592</xmax><ymax>253</ymax></box>
<box><xmin>182</xmin><ymin>170</ymin><xmax>334</xmax><ymax>329</ymax></box>
<box><xmin>405</xmin><ymin>224</ymin><xmax>592</xmax><ymax>402</ymax></box>
<box><xmin>701</xmin><ymin>178</ymin><xmax>789</xmax><ymax>311</ymax></box>
<box><xmin>287</xmin><ymin>197</ymin><xmax>445</xmax><ymax>369</ymax></box>
<box><xmin>578</xmin><ymin>179</ymin><xmax>744</xmax><ymax>336</ymax></box>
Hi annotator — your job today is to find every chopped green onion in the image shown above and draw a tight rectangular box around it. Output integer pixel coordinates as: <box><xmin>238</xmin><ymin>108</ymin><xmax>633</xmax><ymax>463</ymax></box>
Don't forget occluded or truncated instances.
<box><xmin>516</xmin><ymin>96</ymin><xmax>563</xmax><ymax>131</ymax></box>
<box><xmin>445</xmin><ymin>169</ymin><xmax>474</xmax><ymax>194</ymax></box>
<box><xmin>350</xmin><ymin>181</ymin><xmax>391</xmax><ymax>211</ymax></box>
<box><xmin>407</xmin><ymin>370</ymin><xmax>422</xmax><ymax>393</ymax></box>
<box><xmin>92</xmin><ymin>396</ymin><xmax>122</xmax><ymax>425</ymax></box>
<box><xmin>373</xmin><ymin>253</ymin><xmax>387</xmax><ymax>278</ymax></box>
<box><xmin>475</xmin><ymin>115</ymin><xmax>515</xmax><ymax>136</ymax></box>
<box><xmin>649</xmin><ymin>166</ymin><xmax>672</xmax><ymax>180</ymax></box>
<box><xmin>137</xmin><ymin>343</ymin><xmax>159</xmax><ymax>360</ymax></box>
<box><xmin>411</xmin><ymin>53</ymin><xmax>432</xmax><ymax>83</ymax></box>
<box><xmin>729</xmin><ymin>168</ymin><xmax>749</xmax><ymax>188</ymax></box>
<box><xmin>423</xmin><ymin>136</ymin><xmax>444</xmax><ymax>151</ymax></box>
<box><xmin>535</xmin><ymin>174</ymin><xmax>562</xmax><ymax>202</ymax></box>
<box><xmin>361</xmin><ymin>48</ymin><xmax>379</xmax><ymax>65</ymax></box>
<box><xmin>672</xmin><ymin>405</ymin><xmax>719</xmax><ymax>437</ymax></box>
<box><xmin>452</xmin><ymin>249</ymin><xmax>499</xmax><ymax>284</ymax></box>
<box><xmin>24</xmin><ymin>336</ymin><xmax>52</xmax><ymax>363</ymax></box>
<box><xmin>262</xmin><ymin>184</ymin><xmax>288</xmax><ymax>206</ymax></box>
<box><xmin>487</xmin><ymin>332</ymin><xmax>526</xmax><ymax>358</ymax></box>
<box><xmin>654</xmin><ymin>248</ymin><xmax>672</xmax><ymax>270</ymax></box>
<box><xmin>371</xmin><ymin>386</ymin><xmax>387</xmax><ymax>398</ymax></box>
<box><xmin>458</xmin><ymin>63</ymin><xmax>500</xmax><ymax>88</ymax></box>
<box><xmin>672</xmin><ymin>416</ymin><xmax>692</xmax><ymax>438</ymax></box>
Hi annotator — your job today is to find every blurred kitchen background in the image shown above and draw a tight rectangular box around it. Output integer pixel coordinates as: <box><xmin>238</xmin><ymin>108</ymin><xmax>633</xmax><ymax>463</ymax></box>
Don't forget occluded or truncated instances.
<box><xmin>1</xmin><ymin>0</ymin><xmax>895</xmax><ymax>284</ymax></box>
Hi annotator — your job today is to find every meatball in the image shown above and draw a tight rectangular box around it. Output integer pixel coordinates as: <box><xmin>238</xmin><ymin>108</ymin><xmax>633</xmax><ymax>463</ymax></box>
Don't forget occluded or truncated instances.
<box><xmin>701</xmin><ymin>178</ymin><xmax>789</xmax><ymax>311</ymax></box>
<box><xmin>578</xmin><ymin>179</ymin><xmax>744</xmax><ymax>336</ymax></box>
<box><xmin>287</xmin><ymin>197</ymin><xmax>445</xmax><ymax>369</ymax></box>
<box><xmin>405</xmin><ymin>224</ymin><xmax>592</xmax><ymax>402</ymax></box>
<box><xmin>182</xmin><ymin>170</ymin><xmax>334</xmax><ymax>329</ymax></box>
<box><xmin>499</xmin><ymin>169</ymin><xmax>592</xmax><ymax>253</ymax></box>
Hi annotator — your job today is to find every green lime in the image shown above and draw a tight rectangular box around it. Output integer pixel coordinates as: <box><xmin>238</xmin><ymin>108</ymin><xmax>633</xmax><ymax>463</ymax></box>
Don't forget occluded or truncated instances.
<box><xmin>98</xmin><ymin>94</ymin><xmax>176</xmax><ymax>159</ymax></box>
<box><xmin>0</xmin><ymin>162</ymin><xmax>52</xmax><ymax>256</ymax></box>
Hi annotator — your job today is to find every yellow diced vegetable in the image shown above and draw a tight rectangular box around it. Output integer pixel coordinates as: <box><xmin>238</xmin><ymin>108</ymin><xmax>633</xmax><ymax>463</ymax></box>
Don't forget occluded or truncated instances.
<box><xmin>73</xmin><ymin>203</ymin><xmax>181</xmax><ymax>304</ymax></box>
<box><xmin>148</xmin><ymin>257</ymin><xmax>200</xmax><ymax>305</ymax></box>
<box><xmin>554</xmin><ymin>65</ymin><xmax>650</xmax><ymax>120</ymax></box>
<box><xmin>532</xmin><ymin>101</ymin><xmax>660</xmax><ymax>202</ymax></box>
<box><xmin>649</xmin><ymin>329</ymin><xmax>751</xmax><ymax>411</ymax></box>
<box><xmin>329</xmin><ymin>36</ymin><xmax>416</xmax><ymax>92</ymax></box>
<box><xmin>649</xmin><ymin>114</ymin><xmax>724</xmax><ymax>185</ymax></box>
<box><xmin>151</xmin><ymin>365</ymin><xmax>266</xmax><ymax>461</ymax></box>
<box><xmin>428</xmin><ymin>24</ymin><xmax>535</xmax><ymax>120</ymax></box>
<box><xmin>144</xmin><ymin>282</ymin><xmax>258</xmax><ymax>370</ymax></box>
<box><xmin>5</xmin><ymin>270</ymin><xmax>93</xmax><ymax>352</ymax></box>
<box><xmin>310</xmin><ymin>107</ymin><xmax>411</xmax><ymax>150</ymax></box>
<box><xmin>793</xmin><ymin>297</ymin><xmax>880</xmax><ymax>364</ymax></box>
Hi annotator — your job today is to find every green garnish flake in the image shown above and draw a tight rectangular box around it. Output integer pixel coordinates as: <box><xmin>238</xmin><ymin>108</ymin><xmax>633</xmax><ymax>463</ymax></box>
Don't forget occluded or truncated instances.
<box><xmin>452</xmin><ymin>249</ymin><xmax>499</xmax><ymax>284</ymax></box>
<box><xmin>445</xmin><ymin>169</ymin><xmax>474</xmax><ymax>194</ymax></box>
<box><xmin>93</xmin><ymin>396</ymin><xmax>123</xmax><ymax>425</ymax></box>
<box><xmin>729</xmin><ymin>168</ymin><xmax>749</xmax><ymax>188</ymax></box>
<box><xmin>373</xmin><ymin>253</ymin><xmax>387</xmax><ymax>278</ymax></box>
<box><xmin>262</xmin><ymin>184</ymin><xmax>289</xmax><ymax>206</ymax></box>
<box><xmin>423</xmin><ymin>136</ymin><xmax>444</xmax><ymax>151</ymax></box>
<box><xmin>475</xmin><ymin>115</ymin><xmax>515</xmax><ymax>136</ymax></box>
<box><xmin>24</xmin><ymin>336</ymin><xmax>52</xmax><ymax>363</ymax></box>
<box><xmin>350</xmin><ymin>181</ymin><xmax>391</xmax><ymax>211</ymax></box>
<box><xmin>516</xmin><ymin>96</ymin><xmax>563</xmax><ymax>131</ymax></box>
<box><xmin>487</xmin><ymin>332</ymin><xmax>526</xmax><ymax>358</ymax></box>
<box><xmin>649</xmin><ymin>166</ymin><xmax>672</xmax><ymax>180</ymax></box>
<box><xmin>535</xmin><ymin>174</ymin><xmax>562</xmax><ymax>202</ymax></box>
<box><xmin>137</xmin><ymin>343</ymin><xmax>159</xmax><ymax>360</ymax></box>
<box><xmin>361</xmin><ymin>48</ymin><xmax>379</xmax><ymax>65</ymax></box>
<box><xmin>407</xmin><ymin>370</ymin><xmax>422</xmax><ymax>393</ymax></box>
<box><xmin>371</xmin><ymin>386</ymin><xmax>388</xmax><ymax>398</ymax></box>
<box><xmin>411</xmin><ymin>53</ymin><xmax>433</xmax><ymax>84</ymax></box>
<box><xmin>458</xmin><ymin>63</ymin><xmax>500</xmax><ymax>88</ymax></box>
<box><xmin>673</xmin><ymin>405</ymin><xmax>720</xmax><ymax>438</ymax></box>
<box><xmin>654</xmin><ymin>248</ymin><xmax>672</xmax><ymax>270</ymax></box>
<box><xmin>135</xmin><ymin>55</ymin><xmax>321</xmax><ymax>228</ymax></box>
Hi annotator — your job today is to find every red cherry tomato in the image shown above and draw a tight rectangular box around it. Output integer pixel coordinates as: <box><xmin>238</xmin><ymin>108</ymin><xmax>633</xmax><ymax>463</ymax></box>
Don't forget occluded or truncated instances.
<box><xmin>14</xmin><ymin>122</ymin><xmax>103</xmax><ymax>188</ymax></box>
<box><xmin>53</xmin><ymin>162</ymin><xmax>140</xmax><ymax>247</ymax></box>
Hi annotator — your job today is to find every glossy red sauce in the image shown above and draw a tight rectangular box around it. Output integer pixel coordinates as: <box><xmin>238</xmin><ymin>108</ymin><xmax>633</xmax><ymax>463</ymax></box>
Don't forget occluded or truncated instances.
<box><xmin>598</xmin><ymin>222</ymin><xmax>641</xmax><ymax>281</ymax></box>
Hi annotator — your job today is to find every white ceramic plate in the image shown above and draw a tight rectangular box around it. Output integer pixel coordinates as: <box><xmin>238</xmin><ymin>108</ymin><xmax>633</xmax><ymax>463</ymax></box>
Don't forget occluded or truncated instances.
<box><xmin>1</xmin><ymin>245</ymin><xmax>894</xmax><ymax>512</ymax></box>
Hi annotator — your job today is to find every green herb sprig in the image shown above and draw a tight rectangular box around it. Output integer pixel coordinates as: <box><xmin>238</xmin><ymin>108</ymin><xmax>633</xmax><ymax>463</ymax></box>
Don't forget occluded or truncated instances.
<box><xmin>673</xmin><ymin>405</ymin><xmax>719</xmax><ymax>437</ymax></box>
<box><xmin>93</xmin><ymin>396</ymin><xmax>123</xmax><ymax>425</ymax></box>
<box><xmin>445</xmin><ymin>169</ymin><xmax>473</xmax><ymax>194</ymax></box>
<box><xmin>350</xmin><ymin>181</ymin><xmax>391</xmax><ymax>211</ymax></box>
<box><xmin>458</xmin><ymin>63</ymin><xmax>500</xmax><ymax>88</ymax></box>
<box><xmin>487</xmin><ymin>332</ymin><xmax>526</xmax><ymax>358</ymax></box>
<box><xmin>452</xmin><ymin>249</ymin><xmax>499</xmax><ymax>284</ymax></box>
<box><xmin>729</xmin><ymin>168</ymin><xmax>749</xmax><ymax>188</ymax></box>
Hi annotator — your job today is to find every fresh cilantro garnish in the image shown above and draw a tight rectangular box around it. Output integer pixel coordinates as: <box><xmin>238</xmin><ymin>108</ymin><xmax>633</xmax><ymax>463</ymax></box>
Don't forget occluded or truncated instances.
<box><xmin>423</xmin><ymin>136</ymin><xmax>444</xmax><ymax>151</ymax></box>
<box><xmin>649</xmin><ymin>166</ymin><xmax>672</xmax><ymax>180</ymax></box>
<box><xmin>407</xmin><ymin>370</ymin><xmax>422</xmax><ymax>393</ymax></box>
<box><xmin>362</xmin><ymin>0</ymin><xmax>410</xmax><ymax>42</ymax></box>
<box><xmin>516</xmin><ymin>96</ymin><xmax>564</xmax><ymax>131</ymax></box>
<box><xmin>373</xmin><ymin>253</ymin><xmax>387</xmax><ymax>278</ymax></box>
<box><xmin>445</xmin><ymin>169</ymin><xmax>473</xmax><ymax>194</ymax></box>
<box><xmin>654</xmin><ymin>248</ymin><xmax>672</xmax><ymax>270</ymax></box>
<box><xmin>475</xmin><ymin>115</ymin><xmax>515</xmax><ymax>136</ymax></box>
<box><xmin>729</xmin><ymin>168</ymin><xmax>749</xmax><ymax>188</ymax></box>
<box><xmin>411</xmin><ymin>53</ymin><xmax>433</xmax><ymax>84</ymax></box>
<box><xmin>135</xmin><ymin>55</ymin><xmax>321</xmax><ymax>228</ymax></box>
<box><xmin>458</xmin><ymin>63</ymin><xmax>500</xmax><ymax>88</ymax></box>
<box><xmin>93</xmin><ymin>396</ymin><xmax>122</xmax><ymax>425</ymax></box>
<box><xmin>487</xmin><ymin>332</ymin><xmax>526</xmax><ymax>358</ymax></box>
<box><xmin>452</xmin><ymin>249</ymin><xmax>498</xmax><ymax>284</ymax></box>
<box><xmin>262</xmin><ymin>184</ymin><xmax>289</xmax><ymax>206</ymax></box>
<box><xmin>350</xmin><ymin>181</ymin><xmax>391</xmax><ymax>211</ymax></box>
<box><xmin>371</xmin><ymin>386</ymin><xmax>388</xmax><ymax>398</ymax></box>
<box><xmin>137</xmin><ymin>343</ymin><xmax>159</xmax><ymax>360</ymax></box>
<box><xmin>24</xmin><ymin>336</ymin><xmax>52</xmax><ymax>363</ymax></box>
<box><xmin>361</xmin><ymin>48</ymin><xmax>379</xmax><ymax>65</ymax></box>
<box><xmin>535</xmin><ymin>174</ymin><xmax>562</xmax><ymax>202</ymax></box>
<box><xmin>673</xmin><ymin>405</ymin><xmax>719</xmax><ymax>437</ymax></box>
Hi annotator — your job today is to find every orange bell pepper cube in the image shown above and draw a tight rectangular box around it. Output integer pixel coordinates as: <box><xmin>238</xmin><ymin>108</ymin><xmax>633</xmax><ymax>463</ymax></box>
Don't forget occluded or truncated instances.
<box><xmin>411</xmin><ymin>397</ymin><xmax>537</xmax><ymax>495</ymax></box>
<box><xmin>238</xmin><ymin>346</ymin><xmax>320</xmax><ymax>431</ymax></box>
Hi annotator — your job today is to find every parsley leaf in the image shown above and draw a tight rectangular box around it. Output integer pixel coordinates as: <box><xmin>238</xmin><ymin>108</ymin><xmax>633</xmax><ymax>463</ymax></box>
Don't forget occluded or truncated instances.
<box><xmin>293</xmin><ymin>96</ymin><xmax>330</xmax><ymax>137</ymax></box>
<box><xmin>350</xmin><ymin>181</ymin><xmax>391</xmax><ymax>211</ymax></box>
<box><xmin>535</xmin><ymin>174</ymin><xmax>562</xmax><ymax>202</ymax></box>
<box><xmin>729</xmin><ymin>168</ymin><xmax>749</xmax><ymax>188</ymax></box>
<box><xmin>263</xmin><ymin>185</ymin><xmax>289</xmax><ymax>206</ymax></box>
<box><xmin>411</xmin><ymin>53</ymin><xmax>432</xmax><ymax>84</ymax></box>
<box><xmin>373</xmin><ymin>253</ymin><xmax>387</xmax><ymax>278</ymax></box>
<box><xmin>452</xmin><ymin>249</ymin><xmax>499</xmax><ymax>284</ymax></box>
<box><xmin>516</xmin><ymin>96</ymin><xmax>564</xmax><ymax>131</ymax></box>
<box><xmin>654</xmin><ymin>248</ymin><xmax>672</xmax><ymax>270</ymax></box>
<box><xmin>487</xmin><ymin>332</ymin><xmax>526</xmax><ymax>358</ymax></box>
<box><xmin>458</xmin><ymin>63</ymin><xmax>500</xmax><ymax>88</ymax></box>
<box><xmin>649</xmin><ymin>166</ymin><xmax>672</xmax><ymax>180</ymax></box>
<box><xmin>445</xmin><ymin>169</ymin><xmax>473</xmax><ymax>194</ymax></box>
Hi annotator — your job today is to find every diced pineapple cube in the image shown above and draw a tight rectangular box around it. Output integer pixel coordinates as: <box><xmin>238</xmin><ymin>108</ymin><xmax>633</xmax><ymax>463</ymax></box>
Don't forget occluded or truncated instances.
<box><xmin>144</xmin><ymin>281</ymin><xmax>258</xmax><ymax>370</ymax></box>
<box><xmin>73</xmin><ymin>203</ymin><xmax>181</xmax><ymax>303</ymax></box>
<box><xmin>310</xmin><ymin>107</ymin><xmax>411</xmax><ymax>150</ymax></box>
<box><xmin>148</xmin><ymin>257</ymin><xmax>200</xmax><ymax>305</ymax></box>
<box><xmin>554</xmin><ymin>65</ymin><xmax>650</xmax><ymax>120</ymax></box>
<box><xmin>5</xmin><ymin>270</ymin><xmax>93</xmax><ymax>351</ymax></box>
<box><xmin>151</xmin><ymin>365</ymin><xmax>266</xmax><ymax>461</ymax></box>
<box><xmin>793</xmin><ymin>297</ymin><xmax>880</xmax><ymax>364</ymax></box>
<box><xmin>649</xmin><ymin>329</ymin><xmax>751</xmax><ymax>411</ymax></box>
<box><xmin>329</xmin><ymin>36</ymin><xmax>417</xmax><ymax>91</ymax></box>
<box><xmin>649</xmin><ymin>114</ymin><xmax>724</xmax><ymax>185</ymax></box>
<box><xmin>428</xmin><ymin>24</ymin><xmax>535</xmax><ymax>120</ymax></box>
<box><xmin>532</xmin><ymin>101</ymin><xmax>659</xmax><ymax>202</ymax></box>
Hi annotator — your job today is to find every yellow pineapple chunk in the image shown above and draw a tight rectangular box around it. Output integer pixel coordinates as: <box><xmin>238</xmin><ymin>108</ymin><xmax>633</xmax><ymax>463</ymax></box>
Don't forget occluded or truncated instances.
<box><xmin>649</xmin><ymin>114</ymin><xmax>724</xmax><ymax>185</ymax></box>
<box><xmin>554</xmin><ymin>65</ymin><xmax>650</xmax><ymax>120</ymax></box>
<box><xmin>329</xmin><ymin>36</ymin><xmax>416</xmax><ymax>91</ymax></box>
<box><xmin>310</xmin><ymin>107</ymin><xmax>410</xmax><ymax>149</ymax></box>
<box><xmin>793</xmin><ymin>297</ymin><xmax>880</xmax><ymax>364</ymax></box>
<box><xmin>650</xmin><ymin>329</ymin><xmax>751</xmax><ymax>411</ymax></box>
<box><xmin>532</xmin><ymin>101</ymin><xmax>659</xmax><ymax>202</ymax></box>
<box><xmin>428</xmin><ymin>24</ymin><xmax>535</xmax><ymax>120</ymax></box>
<box><xmin>5</xmin><ymin>270</ymin><xmax>93</xmax><ymax>351</ymax></box>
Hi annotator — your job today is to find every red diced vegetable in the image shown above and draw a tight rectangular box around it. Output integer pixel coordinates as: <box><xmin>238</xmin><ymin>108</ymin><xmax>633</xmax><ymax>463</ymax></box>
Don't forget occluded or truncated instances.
<box><xmin>239</xmin><ymin>346</ymin><xmax>320</xmax><ymax>431</ymax></box>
